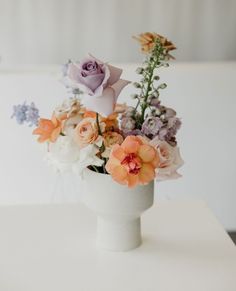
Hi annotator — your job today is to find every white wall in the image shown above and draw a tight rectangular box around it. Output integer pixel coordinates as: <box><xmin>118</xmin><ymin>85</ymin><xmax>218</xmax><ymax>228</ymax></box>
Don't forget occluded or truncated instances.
<box><xmin>0</xmin><ymin>0</ymin><xmax>236</xmax><ymax>65</ymax></box>
<box><xmin>0</xmin><ymin>62</ymin><xmax>236</xmax><ymax>230</ymax></box>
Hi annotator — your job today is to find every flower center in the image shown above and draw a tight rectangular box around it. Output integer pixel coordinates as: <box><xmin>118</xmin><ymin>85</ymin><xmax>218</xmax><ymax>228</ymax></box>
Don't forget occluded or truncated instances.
<box><xmin>121</xmin><ymin>153</ymin><xmax>142</xmax><ymax>175</ymax></box>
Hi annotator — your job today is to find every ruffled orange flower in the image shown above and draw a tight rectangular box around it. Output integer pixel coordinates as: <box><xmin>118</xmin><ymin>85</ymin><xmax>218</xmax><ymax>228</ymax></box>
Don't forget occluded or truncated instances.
<box><xmin>33</xmin><ymin>114</ymin><xmax>63</xmax><ymax>143</ymax></box>
<box><xmin>106</xmin><ymin>136</ymin><xmax>160</xmax><ymax>188</ymax></box>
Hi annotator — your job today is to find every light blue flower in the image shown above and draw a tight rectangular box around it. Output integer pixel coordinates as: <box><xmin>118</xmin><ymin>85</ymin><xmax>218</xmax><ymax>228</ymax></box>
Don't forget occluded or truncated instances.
<box><xmin>12</xmin><ymin>102</ymin><xmax>40</xmax><ymax>127</ymax></box>
<box><xmin>26</xmin><ymin>102</ymin><xmax>40</xmax><ymax>126</ymax></box>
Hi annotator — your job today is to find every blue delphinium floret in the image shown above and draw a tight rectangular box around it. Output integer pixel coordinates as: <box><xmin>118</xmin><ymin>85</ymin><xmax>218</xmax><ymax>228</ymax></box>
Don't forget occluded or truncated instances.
<box><xmin>25</xmin><ymin>102</ymin><xmax>40</xmax><ymax>126</ymax></box>
<box><xmin>12</xmin><ymin>102</ymin><xmax>40</xmax><ymax>126</ymax></box>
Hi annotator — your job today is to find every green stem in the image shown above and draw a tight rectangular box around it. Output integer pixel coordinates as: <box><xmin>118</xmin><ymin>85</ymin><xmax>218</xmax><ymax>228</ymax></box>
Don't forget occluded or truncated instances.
<box><xmin>91</xmin><ymin>165</ymin><xmax>99</xmax><ymax>173</ymax></box>
<box><xmin>140</xmin><ymin>59</ymin><xmax>158</xmax><ymax>123</ymax></box>
<box><xmin>96</xmin><ymin>112</ymin><xmax>102</xmax><ymax>135</ymax></box>
<box><xmin>95</xmin><ymin>112</ymin><xmax>107</xmax><ymax>174</ymax></box>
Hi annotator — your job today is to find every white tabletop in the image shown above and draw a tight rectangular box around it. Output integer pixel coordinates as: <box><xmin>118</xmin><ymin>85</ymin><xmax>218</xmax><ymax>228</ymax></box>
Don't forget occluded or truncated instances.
<box><xmin>1</xmin><ymin>200</ymin><xmax>236</xmax><ymax>291</ymax></box>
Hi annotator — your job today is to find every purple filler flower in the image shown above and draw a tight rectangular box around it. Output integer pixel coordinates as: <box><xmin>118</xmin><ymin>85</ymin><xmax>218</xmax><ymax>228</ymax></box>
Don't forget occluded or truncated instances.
<box><xmin>142</xmin><ymin>116</ymin><xmax>163</xmax><ymax>137</ymax></box>
<box><xmin>168</xmin><ymin>117</ymin><xmax>181</xmax><ymax>132</ymax></box>
<box><xmin>158</xmin><ymin>117</ymin><xmax>181</xmax><ymax>146</ymax></box>
<box><xmin>150</xmin><ymin>98</ymin><xmax>161</xmax><ymax>108</ymax></box>
<box><xmin>12</xmin><ymin>102</ymin><xmax>39</xmax><ymax>127</ymax></box>
<box><xmin>123</xmin><ymin>129</ymin><xmax>143</xmax><ymax>137</ymax></box>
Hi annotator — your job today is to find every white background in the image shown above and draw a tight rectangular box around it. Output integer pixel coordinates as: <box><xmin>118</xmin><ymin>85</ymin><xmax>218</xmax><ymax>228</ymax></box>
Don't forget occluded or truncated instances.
<box><xmin>0</xmin><ymin>0</ymin><xmax>236</xmax><ymax>64</ymax></box>
<box><xmin>0</xmin><ymin>0</ymin><xmax>236</xmax><ymax>230</ymax></box>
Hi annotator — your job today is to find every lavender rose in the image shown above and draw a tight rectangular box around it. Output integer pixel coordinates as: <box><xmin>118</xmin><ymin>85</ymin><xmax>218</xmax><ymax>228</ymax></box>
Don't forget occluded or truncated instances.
<box><xmin>66</xmin><ymin>55</ymin><xmax>130</xmax><ymax>117</ymax></box>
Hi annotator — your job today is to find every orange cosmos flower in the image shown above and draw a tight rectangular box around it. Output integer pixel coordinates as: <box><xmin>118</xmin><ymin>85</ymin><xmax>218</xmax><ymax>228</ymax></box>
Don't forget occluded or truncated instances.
<box><xmin>133</xmin><ymin>32</ymin><xmax>176</xmax><ymax>58</ymax></box>
<box><xmin>33</xmin><ymin>114</ymin><xmax>64</xmax><ymax>143</ymax></box>
<box><xmin>105</xmin><ymin>136</ymin><xmax>160</xmax><ymax>188</ymax></box>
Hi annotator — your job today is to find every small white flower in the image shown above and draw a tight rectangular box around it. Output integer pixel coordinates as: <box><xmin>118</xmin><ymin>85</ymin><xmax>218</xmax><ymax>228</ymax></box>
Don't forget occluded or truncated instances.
<box><xmin>46</xmin><ymin>135</ymin><xmax>80</xmax><ymax>173</ymax></box>
<box><xmin>75</xmin><ymin>144</ymin><xmax>104</xmax><ymax>175</ymax></box>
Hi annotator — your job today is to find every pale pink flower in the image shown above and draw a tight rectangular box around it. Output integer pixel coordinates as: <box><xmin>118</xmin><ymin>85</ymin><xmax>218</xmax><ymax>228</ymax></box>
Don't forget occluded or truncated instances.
<box><xmin>151</xmin><ymin>138</ymin><xmax>184</xmax><ymax>181</ymax></box>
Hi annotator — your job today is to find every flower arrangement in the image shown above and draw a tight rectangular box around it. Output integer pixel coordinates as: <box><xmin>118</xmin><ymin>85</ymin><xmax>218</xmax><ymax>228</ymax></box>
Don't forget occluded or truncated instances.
<box><xmin>12</xmin><ymin>32</ymin><xmax>183</xmax><ymax>188</ymax></box>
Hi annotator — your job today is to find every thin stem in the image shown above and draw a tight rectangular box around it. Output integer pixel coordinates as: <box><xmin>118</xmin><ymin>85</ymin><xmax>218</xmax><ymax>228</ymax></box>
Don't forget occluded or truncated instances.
<box><xmin>95</xmin><ymin>112</ymin><xmax>106</xmax><ymax>174</ymax></box>
<box><xmin>91</xmin><ymin>165</ymin><xmax>99</xmax><ymax>173</ymax></box>
<box><xmin>96</xmin><ymin>112</ymin><xmax>102</xmax><ymax>135</ymax></box>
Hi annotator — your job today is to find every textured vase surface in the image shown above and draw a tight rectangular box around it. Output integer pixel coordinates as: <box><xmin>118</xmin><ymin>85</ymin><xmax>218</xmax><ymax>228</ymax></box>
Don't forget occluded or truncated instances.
<box><xmin>82</xmin><ymin>168</ymin><xmax>154</xmax><ymax>252</ymax></box>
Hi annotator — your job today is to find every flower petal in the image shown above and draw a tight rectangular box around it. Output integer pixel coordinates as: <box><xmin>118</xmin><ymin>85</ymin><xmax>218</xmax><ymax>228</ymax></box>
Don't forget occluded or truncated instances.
<box><xmin>78</xmin><ymin>73</ymin><xmax>105</xmax><ymax>93</ymax></box>
<box><xmin>67</xmin><ymin>63</ymin><xmax>80</xmax><ymax>82</ymax></box>
<box><xmin>111</xmin><ymin>165</ymin><xmax>127</xmax><ymax>185</ymax></box>
<box><xmin>127</xmin><ymin>173</ymin><xmax>139</xmax><ymax>188</ymax></box>
<box><xmin>107</xmin><ymin>64</ymin><xmax>122</xmax><ymax>85</ymax></box>
<box><xmin>139</xmin><ymin>163</ymin><xmax>155</xmax><ymax>184</ymax></box>
<box><xmin>82</xmin><ymin>87</ymin><xmax>116</xmax><ymax>117</ymax></box>
<box><xmin>138</xmin><ymin>144</ymin><xmax>156</xmax><ymax>162</ymax></box>
<box><xmin>37</xmin><ymin>135</ymin><xmax>49</xmax><ymax>143</ymax></box>
<box><xmin>50</xmin><ymin>127</ymin><xmax>61</xmax><ymax>142</ymax></box>
<box><xmin>111</xmin><ymin>79</ymin><xmax>130</xmax><ymax>102</ymax></box>
<box><xmin>112</xmin><ymin>144</ymin><xmax>126</xmax><ymax>161</ymax></box>
<box><xmin>121</xmin><ymin>136</ymin><xmax>140</xmax><ymax>154</ymax></box>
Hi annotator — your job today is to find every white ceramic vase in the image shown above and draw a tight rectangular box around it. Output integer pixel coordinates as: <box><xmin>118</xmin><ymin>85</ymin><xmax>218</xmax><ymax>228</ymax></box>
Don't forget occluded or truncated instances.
<box><xmin>82</xmin><ymin>168</ymin><xmax>154</xmax><ymax>252</ymax></box>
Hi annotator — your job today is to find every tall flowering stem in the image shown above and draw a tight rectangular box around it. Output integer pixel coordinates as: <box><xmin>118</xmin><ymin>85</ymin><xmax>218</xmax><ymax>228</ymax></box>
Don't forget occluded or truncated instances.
<box><xmin>133</xmin><ymin>38</ymin><xmax>170</xmax><ymax>126</ymax></box>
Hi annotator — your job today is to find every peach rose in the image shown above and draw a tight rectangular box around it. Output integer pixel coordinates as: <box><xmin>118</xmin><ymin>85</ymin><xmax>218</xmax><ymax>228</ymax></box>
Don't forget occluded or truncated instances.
<box><xmin>102</xmin><ymin>132</ymin><xmax>124</xmax><ymax>158</ymax></box>
<box><xmin>106</xmin><ymin>135</ymin><xmax>159</xmax><ymax>188</ymax></box>
<box><xmin>73</xmin><ymin>117</ymin><xmax>104</xmax><ymax>148</ymax></box>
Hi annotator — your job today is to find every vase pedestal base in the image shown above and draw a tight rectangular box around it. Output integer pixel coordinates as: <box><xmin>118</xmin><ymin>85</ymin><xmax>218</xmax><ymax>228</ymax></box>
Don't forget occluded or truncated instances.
<box><xmin>96</xmin><ymin>216</ymin><xmax>141</xmax><ymax>251</ymax></box>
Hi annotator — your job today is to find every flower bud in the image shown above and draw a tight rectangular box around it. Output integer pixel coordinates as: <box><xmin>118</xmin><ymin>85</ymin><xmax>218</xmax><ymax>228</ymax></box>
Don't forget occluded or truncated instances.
<box><xmin>163</xmin><ymin>63</ymin><xmax>169</xmax><ymax>67</ymax></box>
<box><xmin>136</xmin><ymin>67</ymin><xmax>144</xmax><ymax>74</ymax></box>
<box><xmin>153</xmin><ymin>91</ymin><xmax>159</xmax><ymax>98</ymax></box>
<box><xmin>133</xmin><ymin>82</ymin><xmax>141</xmax><ymax>88</ymax></box>
<box><xmin>153</xmin><ymin>75</ymin><xmax>160</xmax><ymax>81</ymax></box>
<box><xmin>158</xmin><ymin>83</ymin><xmax>167</xmax><ymax>89</ymax></box>
<box><xmin>131</xmin><ymin>94</ymin><xmax>138</xmax><ymax>99</ymax></box>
